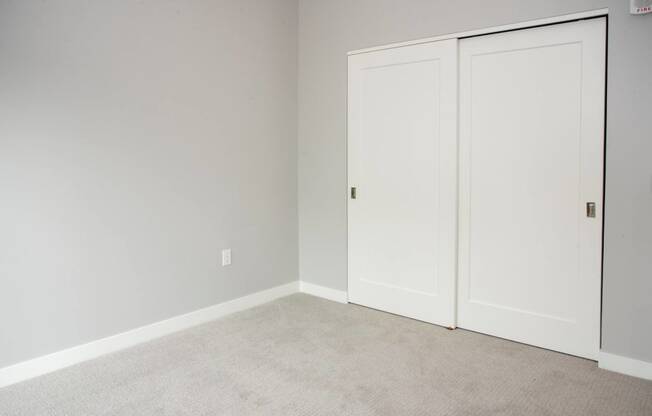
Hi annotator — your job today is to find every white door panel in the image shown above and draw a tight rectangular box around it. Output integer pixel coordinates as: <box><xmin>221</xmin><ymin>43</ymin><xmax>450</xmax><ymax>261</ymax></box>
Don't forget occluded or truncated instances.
<box><xmin>457</xmin><ymin>19</ymin><xmax>606</xmax><ymax>359</ymax></box>
<box><xmin>348</xmin><ymin>40</ymin><xmax>458</xmax><ymax>326</ymax></box>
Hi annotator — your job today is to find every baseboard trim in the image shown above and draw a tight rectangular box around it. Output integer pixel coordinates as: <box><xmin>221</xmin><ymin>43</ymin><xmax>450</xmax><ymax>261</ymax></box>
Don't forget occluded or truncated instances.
<box><xmin>8</xmin><ymin>286</ymin><xmax>646</xmax><ymax>388</ymax></box>
<box><xmin>599</xmin><ymin>351</ymin><xmax>652</xmax><ymax>380</ymax></box>
<box><xmin>0</xmin><ymin>281</ymin><xmax>300</xmax><ymax>389</ymax></box>
<box><xmin>299</xmin><ymin>281</ymin><xmax>348</xmax><ymax>304</ymax></box>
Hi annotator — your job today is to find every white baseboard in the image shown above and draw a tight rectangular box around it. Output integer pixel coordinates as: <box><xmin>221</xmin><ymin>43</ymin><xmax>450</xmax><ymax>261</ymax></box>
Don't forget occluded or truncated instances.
<box><xmin>299</xmin><ymin>281</ymin><xmax>348</xmax><ymax>304</ymax></box>
<box><xmin>0</xmin><ymin>281</ymin><xmax>300</xmax><ymax>389</ymax></box>
<box><xmin>599</xmin><ymin>351</ymin><xmax>652</xmax><ymax>381</ymax></box>
<box><xmin>7</xmin><ymin>285</ymin><xmax>647</xmax><ymax>388</ymax></box>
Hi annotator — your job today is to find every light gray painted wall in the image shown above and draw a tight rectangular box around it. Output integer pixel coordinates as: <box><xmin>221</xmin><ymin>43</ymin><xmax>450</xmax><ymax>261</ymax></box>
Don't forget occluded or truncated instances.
<box><xmin>0</xmin><ymin>0</ymin><xmax>298</xmax><ymax>368</ymax></box>
<box><xmin>298</xmin><ymin>0</ymin><xmax>652</xmax><ymax>363</ymax></box>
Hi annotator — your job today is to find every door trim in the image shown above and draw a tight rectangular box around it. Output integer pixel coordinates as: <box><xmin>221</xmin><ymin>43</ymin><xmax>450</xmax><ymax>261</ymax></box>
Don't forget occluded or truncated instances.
<box><xmin>347</xmin><ymin>8</ymin><xmax>608</xmax><ymax>56</ymax></box>
<box><xmin>346</xmin><ymin>10</ymin><xmax>608</xmax><ymax>340</ymax></box>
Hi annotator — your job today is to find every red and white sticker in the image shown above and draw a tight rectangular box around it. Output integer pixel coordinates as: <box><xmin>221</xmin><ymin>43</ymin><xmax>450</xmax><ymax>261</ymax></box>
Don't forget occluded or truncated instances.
<box><xmin>631</xmin><ymin>0</ymin><xmax>652</xmax><ymax>14</ymax></box>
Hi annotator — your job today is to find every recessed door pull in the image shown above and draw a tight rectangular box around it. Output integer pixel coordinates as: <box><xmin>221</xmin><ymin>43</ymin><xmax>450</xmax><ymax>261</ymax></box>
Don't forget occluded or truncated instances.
<box><xmin>351</xmin><ymin>187</ymin><xmax>357</xmax><ymax>199</ymax></box>
<box><xmin>586</xmin><ymin>202</ymin><xmax>596</xmax><ymax>218</ymax></box>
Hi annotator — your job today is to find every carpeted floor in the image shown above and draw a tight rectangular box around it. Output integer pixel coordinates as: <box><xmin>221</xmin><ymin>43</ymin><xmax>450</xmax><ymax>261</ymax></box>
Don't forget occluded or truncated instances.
<box><xmin>1</xmin><ymin>294</ymin><xmax>651</xmax><ymax>415</ymax></box>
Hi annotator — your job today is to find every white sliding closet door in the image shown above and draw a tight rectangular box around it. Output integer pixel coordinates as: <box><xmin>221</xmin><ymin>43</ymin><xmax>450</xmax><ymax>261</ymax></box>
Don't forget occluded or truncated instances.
<box><xmin>348</xmin><ymin>40</ymin><xmax>458</xmax><ymax>327</ymax></box>
<box><xmin>457</xmin><ymin>19</ymin><xmax>606</xmax><ymax>359</ymax></box>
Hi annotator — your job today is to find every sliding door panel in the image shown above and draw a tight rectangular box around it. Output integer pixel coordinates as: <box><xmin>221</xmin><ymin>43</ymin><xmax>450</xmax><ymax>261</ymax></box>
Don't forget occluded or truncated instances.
<box><xmin>348</xmin><ymin>40</ymin><xmax>458</xmax><ymax>326</ymax></box>
<box><xmin>457</xmin><ymin>19</ymin><xmax>606</xmax><ymax>359</ymax></box>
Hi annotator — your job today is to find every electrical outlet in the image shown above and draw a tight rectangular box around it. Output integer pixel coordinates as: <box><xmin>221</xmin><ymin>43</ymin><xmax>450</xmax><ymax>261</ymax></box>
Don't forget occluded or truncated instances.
<box><xmin>221</xmin><ymin>249</ymin><xmax>231</xmax><ymax>266</ymax></box>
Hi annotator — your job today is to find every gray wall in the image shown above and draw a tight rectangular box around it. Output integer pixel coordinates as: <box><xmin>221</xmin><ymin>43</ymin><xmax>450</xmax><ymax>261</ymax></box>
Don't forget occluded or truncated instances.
<box><xmin>298</xmin><ymin>0</ymin><xmax>652</xmax><ymax>363</ymax></box>
<box><xmin>0</xmin><ymin>0</ymin><xmax>298</xmax><ymax>368</ymax></box>
<box><xmin>1</xmin><ymin>0</ymin><xmax>650</xmax><ymax>370</ymax></box>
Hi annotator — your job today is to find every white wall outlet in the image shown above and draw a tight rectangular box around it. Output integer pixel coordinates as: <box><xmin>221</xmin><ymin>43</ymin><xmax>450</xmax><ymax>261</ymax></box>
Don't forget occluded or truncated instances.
<box><xmin>221</xmin><ymin>249</ymin><xmax>232</xmax><ymax>266</ymax></box>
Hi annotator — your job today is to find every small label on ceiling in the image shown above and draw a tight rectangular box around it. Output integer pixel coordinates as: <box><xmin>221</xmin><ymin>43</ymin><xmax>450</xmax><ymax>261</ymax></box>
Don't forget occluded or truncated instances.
<box><xmin>631</xmin><ymin>0</ymin><xmax>652</xmax><ymax>14</ymax></box>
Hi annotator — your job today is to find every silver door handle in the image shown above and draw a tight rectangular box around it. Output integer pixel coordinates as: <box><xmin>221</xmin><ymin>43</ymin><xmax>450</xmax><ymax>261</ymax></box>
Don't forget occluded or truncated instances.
<box><xmin>586</xmin><ymin>202</ymin><xmax>596</xmax><ymax>218</ymax></box>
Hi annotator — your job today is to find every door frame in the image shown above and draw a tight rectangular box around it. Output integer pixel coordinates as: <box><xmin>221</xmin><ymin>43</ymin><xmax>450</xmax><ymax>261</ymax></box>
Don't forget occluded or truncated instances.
<box><xmin>347</xmin><ymin>8</ymin><xmax>608</xmax><ymax>56</ymax></box>
<box><xmin>346</xmin><ymin>8</ymin><xmax>608</xmax><ymax>345</ymax></box>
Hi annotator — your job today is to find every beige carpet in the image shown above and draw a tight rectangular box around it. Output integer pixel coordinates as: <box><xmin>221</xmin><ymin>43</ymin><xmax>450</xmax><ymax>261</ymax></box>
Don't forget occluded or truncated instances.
<box><xmin>1</xmin><ymin>294</ymin><xmax>650</xmax><ymax>415</ymax></box>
